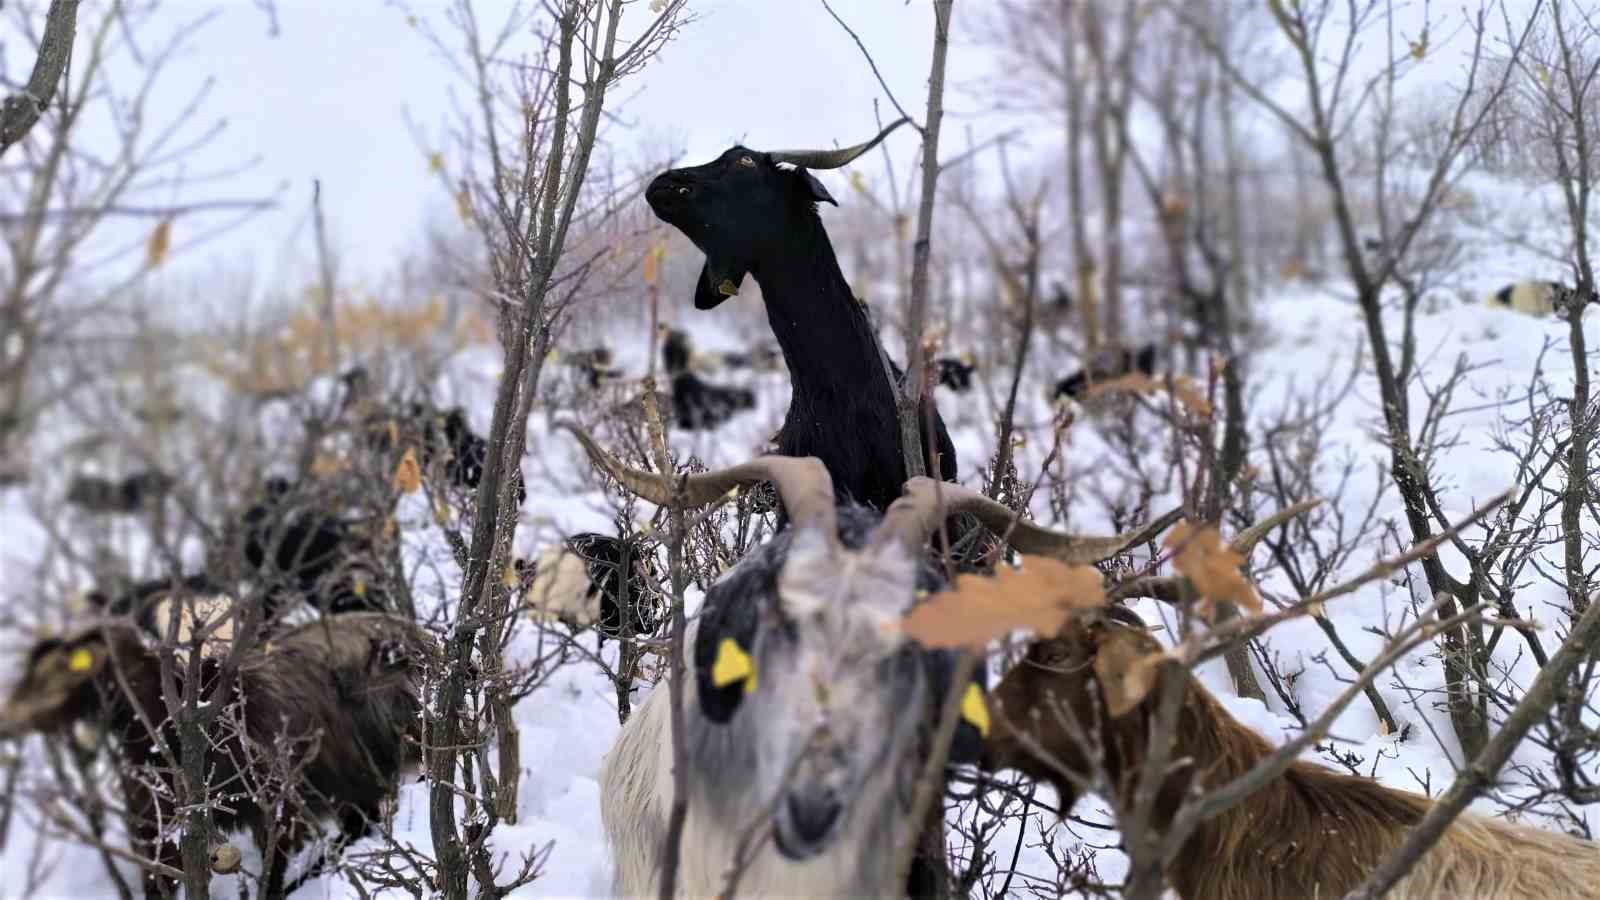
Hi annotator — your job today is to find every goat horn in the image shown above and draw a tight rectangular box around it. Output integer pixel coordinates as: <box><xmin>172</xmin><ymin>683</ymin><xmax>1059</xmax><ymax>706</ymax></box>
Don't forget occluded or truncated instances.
<box><xmin>558</xmin><ymin>423</ymin><xmax>838</xmax><ymax>533</ymax></box>
<box><xmin>767</xmin><ymin>117</ymin><xmax>911</xmax><ymax>170</ymax></box>
<box><xmin>875</xmin><ymin>477</ymin><xmax>1183</xmax><ymax>565</ymax></box>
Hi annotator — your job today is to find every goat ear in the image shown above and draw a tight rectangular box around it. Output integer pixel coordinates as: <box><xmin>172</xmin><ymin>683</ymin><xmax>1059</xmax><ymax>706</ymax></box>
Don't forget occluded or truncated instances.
<box><xmin>795</xmin><ymin>168</ymin><xmax>838</xmax><ymax>206</ymax></box>
<box><xmin>693</xmin><ymin>596</ymin><xmax>761</xmax><ymax>722</ymax></box>
<box><xmin>1092</xmin><ymin>629</ymin><xmax>1167</xmax><ymax>718</ymax></box>
<box><xmin>925</xmin><ymin>652</ymin><xmax>989</xmax><ymax>764</ymax></box>
<box><xmin>694</xmin><ymin>260</ymin><xmax>748</xmax><ymax>311</ymax></box>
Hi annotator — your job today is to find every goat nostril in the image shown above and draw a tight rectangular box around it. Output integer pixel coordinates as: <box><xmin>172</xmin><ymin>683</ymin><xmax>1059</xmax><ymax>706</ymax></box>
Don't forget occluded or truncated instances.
<box><xmin>786</xmin><ymin>793</ymin><xmax>842</xmax><ymax>844</ymax></box>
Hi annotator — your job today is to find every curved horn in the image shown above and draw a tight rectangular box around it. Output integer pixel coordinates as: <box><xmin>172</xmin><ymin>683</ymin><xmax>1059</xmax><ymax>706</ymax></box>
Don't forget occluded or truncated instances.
<box><xmin>558</xmin><ymin>423</ymin><xmax>838</xmax><ymax>533</ymax></box>
<box><xmin>876</xmin><ymin>477</ymin><xmax>1183</xmax><ymax>565</ymax></box>
<box><xmin>1229</xmin><ymin>498</ymin><xmax>1322</xmax><ymax>555</ymax></box>
<box><xmin>767</xmin><ymin>117</ymin><xmax>911</xmax><ymax>171</ymax></box>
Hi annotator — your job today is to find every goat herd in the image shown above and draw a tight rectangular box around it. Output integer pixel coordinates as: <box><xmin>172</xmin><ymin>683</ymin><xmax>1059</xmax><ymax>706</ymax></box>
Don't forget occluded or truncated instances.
<box><xmin>5</xmin><ymin>118</ymin><xmax>1596</xmax><ymax>899</ymax></box>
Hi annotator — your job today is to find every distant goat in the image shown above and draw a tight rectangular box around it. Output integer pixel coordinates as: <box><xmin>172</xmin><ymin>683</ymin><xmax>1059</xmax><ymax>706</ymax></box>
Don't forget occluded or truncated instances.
<box><xmin>0</xmin><ymin>612</ymin><xmax>433</xmax><ymax>899</ymax></box>
<box><xmin>1478</xmin><ymin>280</ymin><xmax>1568</xmax><ymax>315</ymax></box>
<box><xmin>982</xmin><ymin>607</ymin><xmax>1600</xmax><ymax>899</ymax></box>
<box><xmin>521</xmin><ymin>532</ymin><xmax>664</xmax><ymax>642</ymax></box>
<box><xmin>659</xmin><ymin>328</ymin><xmax>757</xmax><ymax>431</ymax></box>
<box><xmin>567</xmin><ymin>426</ymin><xmax>1164</xmax><ymax>897</ymax></box>
<box><xmin>368</xmin><ymin>402</ymin><xmax>527</xmax><ymax>505</ymax></box>
<box><xmin>65</xmin><ymin>470</ymin><xmax>173</xmax><ymax>515</ymax></box>
<box><xmin>934</xmin><ymin>354</ymin><xmax>976</xmax><ymax>393</ymax></box>
<box><xmin>83</xmin><ymin>573</ymin><xmax>242</xmax><ymax>661</ymax></box>
<box><xmin>238</xmin><ymin>477</ymin><xmax>390</xmax><ymax>617</ymax></box>
<box><xmin>645</xmin><ymin>119</ymin><xmax>959</xmax><ymax>514</ymax></box>
<box><xmin>564</xmin><ymin>346</ymin><xmax>624</xmax><ymax>387</ymax></box>
<box><xmin>1053</xmin><ymin>343</ymin><xmax>1159</xmax><ymax>403</ymax></box>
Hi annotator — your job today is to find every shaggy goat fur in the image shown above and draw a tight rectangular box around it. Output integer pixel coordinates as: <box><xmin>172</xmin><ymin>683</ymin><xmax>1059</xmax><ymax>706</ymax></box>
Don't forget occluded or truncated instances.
<box><xmin>600</xmin><ymin>504</ymin><xmax>976</xmax><ymax>898</ymax></box>
<box><xmin>0</xmin><ymin>612</ymin><xmax>433</xmax><ymax>899</ymax></box>
<box><xmin>984</xmin><ymin>614</ymin><xmax>1600</xmax><ymax>900</ymax></box>
<box><xmin>239</xmin><ymin>477</ymin><xmax>391</xmax><ymax>618</ymax></box>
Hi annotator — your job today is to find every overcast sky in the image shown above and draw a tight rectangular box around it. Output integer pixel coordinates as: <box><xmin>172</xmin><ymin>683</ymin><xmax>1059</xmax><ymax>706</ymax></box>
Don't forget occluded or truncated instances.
<box><xmin>8</xmin><ymin>0</ymin><xmax>1536</xmax><ymax>293</ymax></box>
<box><xmin>82</xmin><ymin>1</ymin><xmax>998</xmax><ymax>290</ymax></box>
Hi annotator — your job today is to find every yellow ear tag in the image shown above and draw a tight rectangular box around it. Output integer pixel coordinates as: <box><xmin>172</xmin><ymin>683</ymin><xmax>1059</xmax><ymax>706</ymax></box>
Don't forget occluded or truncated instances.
<box><xmin>711</xmin><ymin>638</ymin><xmax>756</xmax><ymax>694</ymax></box>
<box><xmin>68</xmin><ymin>648</ymin><xmax>95</xmax><ymax>673</ymax></box>
<box><xmin>960</xmin><ymin>684</ymin><xmax>989</xmax><ymax>737</ymax></box>
<box><xmin>717</xmin><ymin>279</ymin><xmax>739</xmax><ymax>297</ymax></box>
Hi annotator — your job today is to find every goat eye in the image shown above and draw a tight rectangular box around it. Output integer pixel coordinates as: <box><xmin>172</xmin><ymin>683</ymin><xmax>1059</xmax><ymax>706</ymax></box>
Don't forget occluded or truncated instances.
<box><xmin>676</xmin><ymin>186</ymin><xmax>689</xmax><ymax>195</ymax></box>
<box><xmin>738</xmin><ymin>155</ymin><xmax>756</xmax><ymax>168</ymax></box>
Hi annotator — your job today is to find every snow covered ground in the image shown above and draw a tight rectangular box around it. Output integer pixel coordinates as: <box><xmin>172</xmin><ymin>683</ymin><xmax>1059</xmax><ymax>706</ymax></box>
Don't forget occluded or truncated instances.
<box><xmin>0</xmin><ymin>221</ymin><xmax>1595</xmax><ymax>897</ymax></box>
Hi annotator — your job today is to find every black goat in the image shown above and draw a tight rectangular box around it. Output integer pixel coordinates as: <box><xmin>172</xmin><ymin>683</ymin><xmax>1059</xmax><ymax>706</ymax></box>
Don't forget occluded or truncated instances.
<box><xmin>934</xmin><ymin>354</ymin><xmax>976</xmax><ymax>393</ymax></box>
<box><xmin>1053</xmin><ymin>343</ymin><xmax>1159</xmax><ymax>402</ymax></box>
<box><xmin>644</xmin><ymin>119</ymin><xmax>958</xmax><ymax>514</ymax></box>
<box><xmin>0</xmin><ymin>612</ymin><xmax>433</xmax><ymax>899</ymax></box>
<box><xmin>239</xmin><ymin>477</ymin><xmax>390</xmax><ymax>617</ymax></box>
<box><xmin>660</xmin><ymin>328</ymin><xmax>757</xmax><ymax>432</ymax></box>
<box><xmin>65</xmin><ymin>470</ymin><xmax>173</xmax><ymax>515</ymax></box>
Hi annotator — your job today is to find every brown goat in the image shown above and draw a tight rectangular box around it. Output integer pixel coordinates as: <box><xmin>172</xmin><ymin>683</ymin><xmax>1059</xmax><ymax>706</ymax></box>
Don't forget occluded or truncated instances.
<box><xmin>983</xmin><ymin>610</ymin><xmax>1600</xmax><ymax>900</ymax></box>
<box><xmin>0</xmin><ymin>612</ymin><xmax>434</xmax><ymax>899</ymax></box>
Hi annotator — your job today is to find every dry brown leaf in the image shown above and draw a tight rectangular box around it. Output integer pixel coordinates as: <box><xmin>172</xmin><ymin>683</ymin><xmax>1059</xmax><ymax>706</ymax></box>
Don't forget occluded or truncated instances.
<box><xmin>427</xmin><ymin>152</ymin><xmax>444</xmax><ymax>174</ymax></box>
<box><xmin>310</xmin><ymin>453</ymin><xmax>347</xmax><ymax>477</ymax></box>
<box><xmin>146</xmin><ymin>219</ymin><xmax>172</xmax><ymax>268</ymax></box>
<box><xmin>1279</xmin><ymin>258</ymin><xmax>1307</xmax><ymax>281</ymax></box>
<box><xmin>1168</xmin><ymin>375</ymin><xmax>1213</xmax><ymax>417</ymax></box>
<box><xmin>454</xmin><ymin>187</ymin><xmax>472</xmax><ymax>222</ymax></box>
<box><xmin>1093</xmin><ymin>631</ymin><xmax>1168</xmax><ymax>717</ymax></box>
<box><xmin>393</xmin><ymin>447</ymin><xmax>422</xmax><ymax>494</ymax></box>
<box><xmin>643</xmin><ymin>239</ymin><xmax>667</xmax><ymax>287</ymax></box>
<box><xmin>899</xmin><ymin>555</ymin><xmax>1106</xmax><ymax>650</ymax></box>
<box><xmin>1164</xmin><ymin>520</ymin><xmax>1260</xmax><ymax>612</ymax></box>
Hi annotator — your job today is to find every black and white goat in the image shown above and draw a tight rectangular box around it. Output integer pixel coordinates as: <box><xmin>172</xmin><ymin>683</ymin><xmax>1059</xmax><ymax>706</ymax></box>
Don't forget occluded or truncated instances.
<box><xmin>644</xmin><ymin>119</ymin><xmax>959</xmax><ymax>514</ymax></box>
<box><xmin>520</xmin><ymin>532</ymin><xmax>664</xmax><ymax>642</ymax></box>
<box><xmin>565</xmin><ymin>426</ymin><xmax>1161</xmax><ymax>897</ymax></box>
<box><xmin>83</xmin><ymin>573</ymin><xmax>241</xmax><ymax>662</ymax></box>
<box><xmin>1483</xmin><ymin>279</ymin><xmax>1595</xmax><ymax>317</ymax></box>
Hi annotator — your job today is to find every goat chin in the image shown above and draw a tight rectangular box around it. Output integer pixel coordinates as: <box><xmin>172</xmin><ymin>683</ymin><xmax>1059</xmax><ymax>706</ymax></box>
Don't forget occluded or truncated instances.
<box><xmin>600</xmin><ymin>621</ymin><xmax>911</xmax><ymax>899</ymax></box>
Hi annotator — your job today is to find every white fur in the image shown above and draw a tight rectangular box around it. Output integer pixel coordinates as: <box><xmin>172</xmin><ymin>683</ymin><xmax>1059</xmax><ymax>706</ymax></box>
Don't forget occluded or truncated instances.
<box><xmin>523</xmin><ymin>546</ymin><xmax>600</xmax><ymax>626</ymax></box>
<box><xmin>1485</xmin><ymin>280</ymin><xmax>1559</xmax><ymax>316</ymax></box>
<box><xmin>600</xmin><ymin>530</ymin><xmax>934</xmax><ymax>898</ymax></box>
<box><xmin>148</xmin><ymin>592</ymin><xmax>237</xmax><ymax>662</ymax></box>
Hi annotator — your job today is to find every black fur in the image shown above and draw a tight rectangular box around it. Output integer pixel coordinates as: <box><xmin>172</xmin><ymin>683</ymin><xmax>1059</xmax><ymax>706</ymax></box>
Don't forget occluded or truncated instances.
<box><xmin>566</xmin><ymin>532</ymin><xmax>664</xmax><ymax>641</ymax></box>
<box><xmin>934</xmin><ymin>356</ymin><xmax>975</xmax><ymax>392</ymax></box>
<box><xmin>661</xmin><ymin>329</ymin><xmax>757</xmax><ymax>431</ymax></box>
<box><xmin>645</xmin><ymin>147</ymin><xmax>958</xmax><ymax>514</ymax></box>
<box><xmin>239</xmin><ymin>477</ymin><xmax>389</xmax><ymax>616</ymax></box>
<box><xmin>65</xmin><ymin>470</ymin><xmax>173</xmax><ymax>515</ymax></box>
<box><xmin>0</xmin><ymin>613</ymin><xmax>433</xmax><ymax>899</ymax></box>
